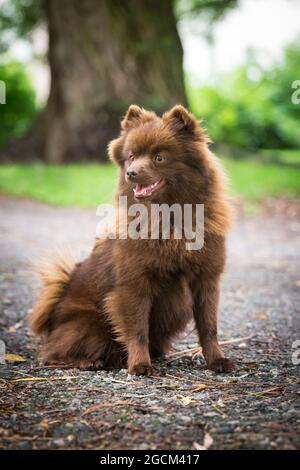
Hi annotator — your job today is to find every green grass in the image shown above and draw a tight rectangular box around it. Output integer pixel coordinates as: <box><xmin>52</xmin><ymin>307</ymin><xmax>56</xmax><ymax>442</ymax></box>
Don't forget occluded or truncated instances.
<box><xmin>0</xmin><ymin>157</ymin><xmax>299</xmax><ymax>208</ymax></box>
<box><xmin>0</xmin><ymin>163</ymin><xmax>118</xmax><ymax>207</ymax></box>
<box><xmin>261</xmin><ymin>149</ymin><xmax>300</xmax><ymax>165</ymax></box>
<box><xmin>222</xmin><ymin>158</ymin><xmax>300</xmax><ymax>201</ymax></box>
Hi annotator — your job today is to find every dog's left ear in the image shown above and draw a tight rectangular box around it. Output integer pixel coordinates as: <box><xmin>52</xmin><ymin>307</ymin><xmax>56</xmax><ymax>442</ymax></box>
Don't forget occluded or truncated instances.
<box><xmin>163</xmin><ymin>105</ymin><xmax>207</xmax><ymax>141</ymax></box>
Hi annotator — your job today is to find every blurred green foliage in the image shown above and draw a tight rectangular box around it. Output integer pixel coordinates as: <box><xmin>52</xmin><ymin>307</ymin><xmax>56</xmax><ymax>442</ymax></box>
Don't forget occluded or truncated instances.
<box><xmin>0</xmin><ymin>0</ymin><xmax>237</xmax><ymax>51</ymax></box>
<box><xmin>188</xmin><ymin>42</ymin><xmax>300</xmax><ymax>151</ymax></box>
<box><xmin>175</xmin><ymin>0</ymin><xmax>238</xmax><ymax>22</ymax></box>
<box><xmin>0</xmin><ymin>0</ymin><xmax>44</xmax><ymax>52</ymax></box>
<box><xmin>0</xmin><ymin>60</ymin><xmax>37</xmax><ymax>146</ymax></box>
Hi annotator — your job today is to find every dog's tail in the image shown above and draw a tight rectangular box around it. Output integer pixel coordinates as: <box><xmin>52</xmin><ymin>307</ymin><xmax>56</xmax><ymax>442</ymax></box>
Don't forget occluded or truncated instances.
<box><xmin>30</xmin><ymin>249</ymin><xmax>76</xmax><ymax>335</ymax></box>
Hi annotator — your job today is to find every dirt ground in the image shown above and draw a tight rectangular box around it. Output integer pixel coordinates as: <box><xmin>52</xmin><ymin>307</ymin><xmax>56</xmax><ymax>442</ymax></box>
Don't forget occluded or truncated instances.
<box><xmin>0</xmin><ymin>195</ymin><xmax>299</xmax><ymax>450</ymax></box>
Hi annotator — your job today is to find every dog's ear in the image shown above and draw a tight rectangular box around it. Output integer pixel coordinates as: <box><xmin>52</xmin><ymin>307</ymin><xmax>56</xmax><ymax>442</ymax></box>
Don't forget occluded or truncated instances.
<box><xmin>108</xmin><ymin>136</ymin><xmax>124</xmax><ymax>167</ymax></box>
<box><xmin>121</xmin><ymin>104</ymin><xmax>157</xmax><ymax>130</ymax></box>
<box><xmin>163</xmin><ymin>105</ymin><xmax>208</xmax><ymax>141</ymax></box>
<box><xmin>121</xmin><ymin>105</ymin><xmax>144</xmax><ymax>130</ymax></box>
<box><xmin>108</xmin><ymin>105</ymin><xmax>143</xmax><ymax>166</ymax></box>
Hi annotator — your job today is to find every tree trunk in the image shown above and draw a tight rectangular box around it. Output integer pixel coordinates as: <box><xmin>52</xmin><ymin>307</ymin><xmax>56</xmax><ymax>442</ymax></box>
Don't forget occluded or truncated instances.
<box><xmin>5</xmin><ymin>0</ymin><xmax>186</xmax><ymax>163</ymax></box>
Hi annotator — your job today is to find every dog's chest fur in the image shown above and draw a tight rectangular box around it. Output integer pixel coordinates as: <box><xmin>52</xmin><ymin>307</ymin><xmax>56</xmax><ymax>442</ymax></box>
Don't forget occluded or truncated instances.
<box><xmin>117</xmin><ymin>233</ymin><xmax>222</xmax><ymax>282</ymax></box>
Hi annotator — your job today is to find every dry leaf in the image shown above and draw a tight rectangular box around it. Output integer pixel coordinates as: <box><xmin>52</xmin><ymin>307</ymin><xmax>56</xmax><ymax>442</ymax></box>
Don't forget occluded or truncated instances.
<box><xmin>192</xmin><ymin>433</ymin><xmax>213</xmax><ymax>450</ymax></box>
<box><xmin>8</xmin><ymin>321</ymin><xmax>23</xmax><ymax>333</ymax></box>
<box><xmin>5</xmin><ymin>354</ymin><xmax>26</xmax><ymax>362</ymax></box>
<box><xmin>192</xmin><ymin>442</ymin><xmax>206</xmax><ymax>450</ymax></box>
<box><xmin>178</xmin><ymin>395</ymin><xmax>193</xmax><ymax>406</ymax></box>
<box><xmin>255</xmin><ymin>311</ymin><xmax>267</xmax><ymax>320</ymax></box>
<box><xmin>217</xmin><ymin>398</ymin><xmax>225</xmax><ymax>408</ymax></box>
<box><xmin>39</xmin><ymin>419</ymin><xmax>49</xmax><ymax>429</ymax></box>
<box><xmin>191</xmin><ymin>383</ymin><xmax>208</xmax><ymax>392</ymax></box>
<box><xmin>203</xmin><ymin>432</ymin><xmax>214</xmax><ymax>449</ymax></box>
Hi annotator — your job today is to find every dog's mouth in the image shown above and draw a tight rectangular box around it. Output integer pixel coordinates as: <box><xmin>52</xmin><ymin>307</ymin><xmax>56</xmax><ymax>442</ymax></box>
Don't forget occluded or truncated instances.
<box><xmin>133</xmin><ymin>179</ymin><xmax>166</xmax><ymax>199</ymax></box>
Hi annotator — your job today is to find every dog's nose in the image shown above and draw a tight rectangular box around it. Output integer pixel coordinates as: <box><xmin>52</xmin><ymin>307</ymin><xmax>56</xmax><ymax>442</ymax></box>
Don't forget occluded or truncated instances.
<box><xmin>126</xmin><ymin>169</ymin><xmax>137</xmax><ymax>179</ymax></box>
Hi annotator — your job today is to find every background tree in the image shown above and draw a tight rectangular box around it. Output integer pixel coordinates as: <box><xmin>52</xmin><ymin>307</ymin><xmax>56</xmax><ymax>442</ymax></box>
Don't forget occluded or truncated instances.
<box><xmin>0</xmin><ymin>0</ymin><xmax>237</xmax><ymax>162</ymax></box>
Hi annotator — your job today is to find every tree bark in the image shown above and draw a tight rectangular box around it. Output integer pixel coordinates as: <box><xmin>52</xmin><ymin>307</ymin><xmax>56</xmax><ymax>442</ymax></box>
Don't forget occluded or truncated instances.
<box><xmin>5</xmin><ymin>0</ymin><xmax>186</xmax><ymax>163</ymax></box>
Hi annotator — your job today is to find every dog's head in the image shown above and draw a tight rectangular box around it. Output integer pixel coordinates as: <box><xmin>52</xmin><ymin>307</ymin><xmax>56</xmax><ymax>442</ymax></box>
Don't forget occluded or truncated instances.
<box><xmin>108</xmin><ymin>105</ymin><xmax>212</xmax><ymax>203</ymax></box>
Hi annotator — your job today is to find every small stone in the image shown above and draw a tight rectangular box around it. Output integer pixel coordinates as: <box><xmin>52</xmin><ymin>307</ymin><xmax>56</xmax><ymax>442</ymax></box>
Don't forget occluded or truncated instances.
<box><xmin>68</xmin><ymin>398</ymin><xmax>81</xmax><ymax>410</ymax></box>
<box><xmin>18</xmin><ymin>441</ymin><xmax>32</xmax><ymax>450</ymax></box>
<box><xmin>227</xmin><ymin>420</ymin><xmax>240</xmax><ymax>426</ymax></box>
<box><xmin>53</xmin><ymin>439</ymin><xmax>65</xmax><ymax>447</ymax></box>
<box><xmin>203</xmin><ymin>412</ymin><xmax>219</xmax><ymax>418</ymax></box>
<box><xmin>179</xmin><ymin>415</ymin><xmax>191</xmax><ymax>424</ymax></box>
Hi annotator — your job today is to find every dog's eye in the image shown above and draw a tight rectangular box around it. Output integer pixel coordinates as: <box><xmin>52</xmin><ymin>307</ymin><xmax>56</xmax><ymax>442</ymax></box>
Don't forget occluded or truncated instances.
<box><xmin>154</xmin><ymin>154</ymin><xmax>164</xmax><ymax>163</ymax></box>
<box><xmin>129</xmin><ymin>154</ymin><xmax>135</xmax><ymax>162</ymax></box>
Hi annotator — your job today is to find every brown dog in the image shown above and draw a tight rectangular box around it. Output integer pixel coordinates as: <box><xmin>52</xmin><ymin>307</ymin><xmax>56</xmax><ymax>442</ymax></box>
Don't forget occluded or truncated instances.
<box><xmin>30</xmin><ymin>105</ymin><xmax>234</xmax><ymax>375</ymax></box>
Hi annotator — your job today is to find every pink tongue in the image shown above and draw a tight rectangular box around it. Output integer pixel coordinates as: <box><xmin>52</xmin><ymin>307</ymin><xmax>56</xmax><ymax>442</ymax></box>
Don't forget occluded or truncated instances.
<box><xmin>135</xmin><ymin>183</ymin><xmax>152</xmax><ymax>196</ymax></box>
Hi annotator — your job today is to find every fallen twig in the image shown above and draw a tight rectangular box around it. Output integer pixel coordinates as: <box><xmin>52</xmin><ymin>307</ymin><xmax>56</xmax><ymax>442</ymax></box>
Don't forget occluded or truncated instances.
<box><xmin>82</xmin><ymin>400</ymin><xmax>131</xmax><ymax>415</ymax></box>
<box><xmin>246</xmin><ymin>386</ymin><xmax>285</xmax><ymax>397</ymax></box>
<box><xmin>9</xmin><ymin>375</ymin><xmax>77</xmax><ymax>384</ymax></box>
<box><xmin>28</xmin><ymin>364</ymin><xmax>76</xmax><ymax>371</ymax></box>
<box><xmin>166</xmin><ymin>335</ymin><xmax>253</xmax><ymax>362</ymax></box>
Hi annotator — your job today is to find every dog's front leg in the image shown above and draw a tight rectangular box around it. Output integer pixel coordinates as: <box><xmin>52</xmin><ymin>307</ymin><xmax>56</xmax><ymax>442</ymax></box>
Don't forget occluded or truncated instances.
<box><xmin>193</xmin><ymin>278</ymin><xmax>234</xmax><ymax>373</ymax></box>
<box><xmin>107</xmin><ymin>281</ymin><xmax>153</xmax><ymax>376</ymax></box>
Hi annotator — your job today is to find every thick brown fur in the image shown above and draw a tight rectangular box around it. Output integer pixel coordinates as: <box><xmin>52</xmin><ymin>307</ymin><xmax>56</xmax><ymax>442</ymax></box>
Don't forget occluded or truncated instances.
<box><xmin>30</xmin><ymin>105</ymin><xmax>234</xmax><ymax>374</ymax></box>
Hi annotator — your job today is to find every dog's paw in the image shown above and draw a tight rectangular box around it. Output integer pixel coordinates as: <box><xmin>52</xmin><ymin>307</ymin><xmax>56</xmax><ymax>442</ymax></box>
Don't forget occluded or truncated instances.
<box><xmin>209</xmin><ymin>357</ymin><xmax>235</xmax><ymax>373</ymax></box>
<box><xmin>128</xmin><ymin>363</ymin><xmax>155</xmax><ymax>376</ymax></box>
<box><xmin>78</xmin><ymin>359</ymin><xmax>103</xmax><ymax>371</ymax></box>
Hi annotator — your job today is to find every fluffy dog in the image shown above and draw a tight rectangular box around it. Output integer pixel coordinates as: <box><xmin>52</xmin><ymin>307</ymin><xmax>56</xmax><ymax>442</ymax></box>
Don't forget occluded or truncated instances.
<box><xmin>31</xmin><ymin>105</ymin><xmax>234</xmax><ymax>375</ymax></box>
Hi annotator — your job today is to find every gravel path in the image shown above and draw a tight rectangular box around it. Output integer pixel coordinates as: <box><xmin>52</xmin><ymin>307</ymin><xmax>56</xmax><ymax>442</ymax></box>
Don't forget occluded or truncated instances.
<box><xmin>0</xmin><ymin>195</ymin><xmax>299</xmax><ymax>450</ymax></box>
